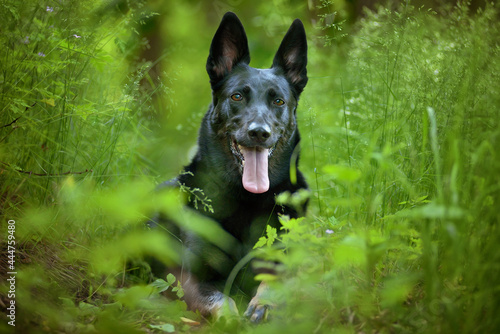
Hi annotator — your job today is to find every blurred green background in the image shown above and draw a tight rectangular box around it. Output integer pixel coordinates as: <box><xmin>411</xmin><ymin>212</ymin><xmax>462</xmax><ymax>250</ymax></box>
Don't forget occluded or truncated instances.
<box><xmin>1</xmin><ymin>0</ymin><xmax>499</xmax><ymax>333</ymax></box>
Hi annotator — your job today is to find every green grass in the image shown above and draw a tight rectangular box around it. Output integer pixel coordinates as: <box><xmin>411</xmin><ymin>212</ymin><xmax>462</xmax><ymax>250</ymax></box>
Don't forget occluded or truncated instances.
<box><xmin>1</xmin><ymin>1</ymin><xmax>499</xmax><ymax>333</ymax></box>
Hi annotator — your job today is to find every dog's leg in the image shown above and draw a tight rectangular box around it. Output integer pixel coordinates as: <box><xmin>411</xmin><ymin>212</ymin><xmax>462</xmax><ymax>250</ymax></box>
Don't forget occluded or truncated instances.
<box><xmin>180</xmin><ymin>272</ymin><xmax>239</xmax><ymax>319</ymax></box>
<box><xmin>243</xmin><ymin>281</ymin><xmax>273</xmax><ymax>323</ymax></box>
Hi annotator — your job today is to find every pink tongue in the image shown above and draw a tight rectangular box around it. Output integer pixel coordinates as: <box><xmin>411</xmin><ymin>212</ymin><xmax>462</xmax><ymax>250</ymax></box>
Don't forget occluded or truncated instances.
<box><xmin>240</xmin><ymin>147</ymin><xmax>269</xmax><ymax>194</ymax></box>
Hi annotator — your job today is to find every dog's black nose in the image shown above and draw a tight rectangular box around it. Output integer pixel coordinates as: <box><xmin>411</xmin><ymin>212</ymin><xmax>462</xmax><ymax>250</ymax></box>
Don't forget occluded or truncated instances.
<box><xmin>248</xmin><ymin>124</ymin><xmax>271</xmax><ymax>142</ymax></box>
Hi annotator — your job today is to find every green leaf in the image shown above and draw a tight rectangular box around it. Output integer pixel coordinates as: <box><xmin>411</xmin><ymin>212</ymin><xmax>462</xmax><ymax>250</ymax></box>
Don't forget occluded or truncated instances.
<box><xmin>254</xmin><ymin>226</ymin><xmax>278</xmax><ymax>249</ymax></box>
<box><xmin>172</xmin><ymin>282</ymin><xmax>185</xmax><ymax>299</ymax></box>
<box><xmin>166</xmin><ymin>273</ymin><xmax>176</xmax><ymax>285</ymax></box>
<box><xmin>254</xmin><ymin>273</ymin><xmax>278</xmax><ymax>282</ymax></box>
<box><xmin>334</xmin><ymin>235</ymin><xmax>366</xmax><ymax>267</ymax></box>
<box><xmin>253</xmin><ymin>236</ymin><xmax>267</xmax><ymax>249</ymax></box>
<box><xmin>380</xmin><ymin>275</ymin><xmax>418</xmax><ymax>308</ymax></box>
<box><xmin>149</xmin><ymin>324</ymin><xmax>175</xmax><ymax>333</ymax></box>
<box><xmin>78</xmin><ymin>301</ymin><xmax>100</xmax><ymax>316</ymax></box>
<box><xmin>114</xmin><ymin>285</ymin><xmax>156</xmax><ymax>309</ymax></box>
<box><xmin>59</xmin><ymin>297</ymin><xmax>74</xmax><ymax>308</ymax></box>
<box><xmin>322</xmin><ymin>164</ymin><xmax>361</xmax><ymax>182</ymax></box>
<box><xmin>101</xmin><ymin>302</ymin><xmax>123</xmax><ymax>313</ymax></box>
<box><xmin>266</xmin><ymin>226</ymin><xmax>278</xmax><ymax>247</ymax></box>
<box><xmin>41</xmin><ymin>98</ymin><xmax>55</xmax><ymax>106</ymax></box>
<box><xmin>150</xmin><ymin>278</ymin><xmax>171</xmax><ymax>293</ymax></box>
<box><xmin>390</xmin><ymin>203</ymin><xmax>464</xmax><ymax>220</ymax></box>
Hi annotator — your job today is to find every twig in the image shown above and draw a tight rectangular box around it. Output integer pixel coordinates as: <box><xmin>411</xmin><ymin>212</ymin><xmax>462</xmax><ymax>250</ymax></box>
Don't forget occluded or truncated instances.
<box><xmin>17</xmin><ymin>169</ymin><xmax>93</xmax><ymax>177</ymax></box>
<box><xmin>0</xmin><ymin>116</ymin><xmax>22</xmax><ymax>129</ymax></box>
<box><xmin>1</xmin><ymin>162</ymin><xmax>93</xmax><ymax>177</ymax></box>
<box><xmin>0</xmin><ymin>102</ymin><xmax>36</xmax><ymax>130</ymax></box>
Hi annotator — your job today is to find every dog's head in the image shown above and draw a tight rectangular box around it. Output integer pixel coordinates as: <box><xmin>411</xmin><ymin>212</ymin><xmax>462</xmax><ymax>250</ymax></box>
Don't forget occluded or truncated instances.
<box><xmin>206</xmin><ymin>12</ymin><xmax>307</xmax><ymax>194</ymax></box>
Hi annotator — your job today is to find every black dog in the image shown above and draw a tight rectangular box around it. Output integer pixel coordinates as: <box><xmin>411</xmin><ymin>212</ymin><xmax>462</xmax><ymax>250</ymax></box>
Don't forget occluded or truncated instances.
<box><xmin>155</xmin><ymin>12</ymin><xmax>308</xmax><ymax>322</ymax></box>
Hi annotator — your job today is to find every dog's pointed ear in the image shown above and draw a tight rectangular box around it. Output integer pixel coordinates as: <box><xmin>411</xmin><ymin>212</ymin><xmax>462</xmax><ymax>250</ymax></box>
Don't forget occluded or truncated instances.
<box><xmin>206</xmin><ymin>12</ymin><xmax>250</xmax><ymax>88</ymax></box>
<box><xmin>272</xmin><ymin>19</ymin><xmax>308</xmax><ymax>95</ymax></box>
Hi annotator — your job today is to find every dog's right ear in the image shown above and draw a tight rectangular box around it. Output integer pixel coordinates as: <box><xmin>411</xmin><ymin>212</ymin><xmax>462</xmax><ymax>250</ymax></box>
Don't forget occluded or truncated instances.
<box><xmin>206</xmin><ymin>12</ymin><xmax>250</xmax><ymax>89</ymax></box>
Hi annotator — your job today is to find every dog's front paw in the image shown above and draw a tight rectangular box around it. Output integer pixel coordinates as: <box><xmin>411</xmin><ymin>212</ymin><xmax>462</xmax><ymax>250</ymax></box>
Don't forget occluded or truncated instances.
<box><xmin>243</xmin><ymin>296</ymin><xmax>270</xmax><ymax>323</ymax></box>
<box><xmin>243</xmin><ymin>281</ymin><xmax>274</xmax><ymax>323</ymax></box>
<box><xmin>212</xmin><ymin>295</ymin><xmax>239</xmax><ymax>320</ymax></box>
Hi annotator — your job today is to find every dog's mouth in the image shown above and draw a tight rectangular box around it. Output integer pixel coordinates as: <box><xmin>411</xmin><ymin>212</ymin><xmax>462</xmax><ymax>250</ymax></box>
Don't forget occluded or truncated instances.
<box><xmin>230</xmin><ymin>139</ymin><xmax>277</xmax><ymax>194</ymax></box>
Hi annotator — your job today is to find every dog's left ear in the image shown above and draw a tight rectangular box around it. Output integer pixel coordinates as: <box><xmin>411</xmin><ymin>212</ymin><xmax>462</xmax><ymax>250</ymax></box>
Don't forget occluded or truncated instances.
<box><xmin>207</xmin><ymin>12</ymin><xmax>251</xmax><ymax>89</ymax></box>
<box><xmin>272</xmin><ymin>19</ymin><xmax>308</xmax><ymax>95</ymax></box>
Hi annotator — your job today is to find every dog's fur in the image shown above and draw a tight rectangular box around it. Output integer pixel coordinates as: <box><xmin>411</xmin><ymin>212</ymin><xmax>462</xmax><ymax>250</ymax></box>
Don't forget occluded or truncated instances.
<box><xmin>155</xmin><ymin>12</ymin><xmax>308</xmax><ymax>322</ymax></box>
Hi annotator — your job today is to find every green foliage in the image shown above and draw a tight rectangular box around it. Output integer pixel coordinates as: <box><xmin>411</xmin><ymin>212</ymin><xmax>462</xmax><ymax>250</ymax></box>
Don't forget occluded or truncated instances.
<box><xmin>279</xmin><ymin>2</ymin><xmax>500</xmax><ymax>333</ymax></box>
<box><xmin>1</xmin><ymin>0</ymin><xmax>499</xmax><ymax>333</ymax></box>
<box><xmin>151</xmin><ymin>273</ymin><xmax>185</xmax><ymax>299</ymax></box>
<box><xmin>254</xmin><ymin>225</ymin><xmax>278</xmax><ymax>249</ymax></box>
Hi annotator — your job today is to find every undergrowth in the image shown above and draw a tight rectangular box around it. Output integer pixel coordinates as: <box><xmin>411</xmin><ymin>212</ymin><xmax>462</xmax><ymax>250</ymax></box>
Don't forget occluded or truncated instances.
<box><xmin>1</xmin><ymin>1</ymin><xmax>499</xmax><ymax>333</ymax></box>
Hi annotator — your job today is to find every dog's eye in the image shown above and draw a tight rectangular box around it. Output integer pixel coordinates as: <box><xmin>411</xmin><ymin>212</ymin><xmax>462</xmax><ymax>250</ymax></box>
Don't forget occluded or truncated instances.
<box><xmin>231</xmin><ymin>94</ymin><xmax>243</xmax><ymax>101</ymax></box>
<box><xmin>274</xmin><ymin>99</ymin><xmax>285</xmax><ymax>106</ymax></box>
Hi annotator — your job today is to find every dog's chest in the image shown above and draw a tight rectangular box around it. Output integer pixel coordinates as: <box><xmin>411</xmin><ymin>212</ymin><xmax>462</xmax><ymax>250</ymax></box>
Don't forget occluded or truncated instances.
<box><xmin>193</xmin><ymin>191</ymin><xmax>280</xmax><ymax>243</ymax></box>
